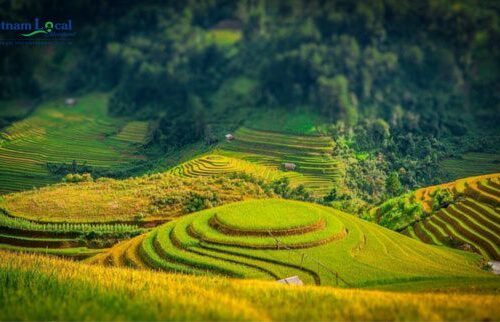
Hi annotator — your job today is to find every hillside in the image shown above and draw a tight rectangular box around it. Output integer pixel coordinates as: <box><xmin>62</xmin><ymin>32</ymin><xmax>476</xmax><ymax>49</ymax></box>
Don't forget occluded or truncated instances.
<box><xmin>0</xmin><ymin>173</ymin><xmax>270</xmax><ymax>223</ymax></box>
<box><xmin>2</xmin><ymin>251</ymin><xmax>499</xmax><ymax>321</ymax></box>
<box><xmin>168</xmin><ymin>154</ymin><xmax>288</xmax><ymax>182</ymax></box>
<box><xmin>167</xmin><ymin>127</ymin><xmax>343</xmax><ymax>197</ymax></box>
<box><xmin>87</xmin><ymin>199</ymin><xmax>493</xmax><ymax>288</ymax></box>
<box><xmin>372</xmin><ymin>174</ymin><xmax>500</xmax><ymax>260</ymax></box>
<box><xmin>218</xmin><ymin>128</ymin><xmax>343</xmax><ymax>196</ymax></box>
<box><xmin>0</xmin><ymin>174</ymin><xmax>272</xmax><ymax>256</ymax></box>
<box><xmin>0</xmin><ymin>93</ymin><xmax>149</xmax><ymax>194</ymax></box>
<box><xmin>0</xmin><ymin>1</ymin><xmax>498</xmax><ymax>321</ymax></box>
<box><xmin>441</xmin><ymin>153</ymin><xmax>500</xmax><ymax>180</ymax></box>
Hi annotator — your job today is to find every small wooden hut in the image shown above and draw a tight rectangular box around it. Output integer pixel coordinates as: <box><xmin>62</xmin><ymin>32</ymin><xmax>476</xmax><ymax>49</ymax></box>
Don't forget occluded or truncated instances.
<box><xmin>277</xmin><ymin>276</ymin><xmax>303</xmax><ymax>286</ymax></box>
<box><xmin>65</xmin><ymin>98</ymin><xmax>77</xmax><ymax>106</ymax></box>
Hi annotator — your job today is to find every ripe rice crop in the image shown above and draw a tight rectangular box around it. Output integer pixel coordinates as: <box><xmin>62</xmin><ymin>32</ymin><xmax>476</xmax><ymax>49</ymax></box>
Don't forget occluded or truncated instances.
<box><xmin>168</xmin><ymin>154</ymin><xmax>287</xmax><ymax>182</ymax></box>
<box><xmin>402</xmin><ymin>174</ymin><xmax>500</xmax><ymax>260</ymax></box>
<box><xmin>2</xmin><ymin>250</ymin><xmax>499</xmax><ymax>321</ymax></box>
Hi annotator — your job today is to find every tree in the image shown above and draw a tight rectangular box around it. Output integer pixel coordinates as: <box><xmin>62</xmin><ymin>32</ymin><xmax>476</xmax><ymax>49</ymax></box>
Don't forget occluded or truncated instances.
<box><xmin>432</xmin><ymin>188</ymin><xmax>454</xmax><ymax>211</ymax></box>
<box><xmin>385</xmin><ymin>172</ymin><xmax>402</xmax><ymax>196</ymax></box>
<box><xmin>317</xmin><ymin>75</ymin><xmax>358</xmax><ymax>125</ymax></box>
<box><xmin>370</xmin><ymin>119</ymin><xmax>390</xmax><ymax>146</ymax></box>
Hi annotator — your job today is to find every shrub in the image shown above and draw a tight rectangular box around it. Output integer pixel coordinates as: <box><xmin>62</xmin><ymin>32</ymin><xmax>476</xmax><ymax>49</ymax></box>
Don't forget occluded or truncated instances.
<box><xmin>431</xmin><ymin>188</ymin><xmax>454</xmax><ymax>211</ymax></box>
<box><xmin>63</xmin><ymin>172</ymin><xmax>93</xmax><ymax>183</ymax></box>
<box><xmin>376</xmin><ymin>194</ymin><xmax>424</xmax><ymax>230</ymax></box>
<box><xmin>183</xmin><ymin>192</ymin><xmax>220</xmax><ymax>213</ymax></box>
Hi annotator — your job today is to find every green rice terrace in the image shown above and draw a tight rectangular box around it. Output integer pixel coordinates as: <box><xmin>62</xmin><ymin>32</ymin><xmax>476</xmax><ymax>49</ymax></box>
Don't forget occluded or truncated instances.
<box><xmin>441</xmin><ymin>153</ymin><xmax>500</xmax><ymax>180</ymax></box>
<box><xmin>0</xmin><ymin>93</ymin><xmax>149</xmax><ymax>194</ymax></box>
<box><xmin>168</xmin><ymin>128</ymin><xmax>342</xmax><ymax>197</ymax></box>
<box><xmin>213</xmin><ymin>127</ymin><xmax>343</xmax><ymax>196</ymax></box>
<box><xmin>87</xmin><ymin>199</ymin><xmax>494</xmax><ymax>288</ymax></box>
<box><xmin>168</xmin><ymin>154</ymin><xmax>288</xmax><ymax>182</ymax></box>
<box><xmin>0</xmin><ymin>207</ymin><xmax>144</xmax><ymax>259</ymax></box>
<box><xmin>403</xmin><ymin>174</ymin><xmax>500</xmax><ymax>260</ymax></box>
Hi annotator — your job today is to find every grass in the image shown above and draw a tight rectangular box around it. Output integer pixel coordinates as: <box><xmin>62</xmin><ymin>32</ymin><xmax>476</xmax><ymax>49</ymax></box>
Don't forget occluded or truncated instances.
<box><xmin>0</xmin><ymin>93</ymin><xmax>148</xmax><ymax>194</ymax></box>
<box><xmin>0</xmin><ymin>167</ymin><xmax>273</xmax><ymax>257</ymax></box>
<box><xmin>441</xmin><ymin>152</ymin><xmax>500</xmax><ymax>179</ymax></box>
<box><xmin>218</xmin><ymin>127</ymin><xmax>343</xmax><ymax>196</ymax></box>
<box><xmin>2</xmin><ymin>251</ymin><xmax>499</xmax><ymax>321</ymax></box>
<box><xmin>89</xmin><ymin>199</ymin><xmax>495</xmax><ymax>288</ymax></box>
<box><xmin>0</xmin><ymin>173</ymin><xmax>272</xmax><ymax>223</ymax></box>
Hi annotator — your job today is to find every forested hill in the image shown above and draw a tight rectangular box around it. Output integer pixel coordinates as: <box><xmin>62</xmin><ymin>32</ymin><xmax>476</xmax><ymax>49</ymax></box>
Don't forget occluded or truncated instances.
<box><xmin>2</xmin><ymin>1</ymin><xmax>499</xmax><ymax>145</ymax></box>
<box><xmin>1</xmin><ymin>0</ymin><xmax>499</xmax><ymax>198</ymax></box>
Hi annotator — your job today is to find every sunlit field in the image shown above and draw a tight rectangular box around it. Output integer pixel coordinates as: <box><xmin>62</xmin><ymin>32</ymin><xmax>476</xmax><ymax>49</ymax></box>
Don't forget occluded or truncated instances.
<box><xmin>1</xmin><ymin>251</ymin><xmax>499</xmax><ymax>321</ymax></box>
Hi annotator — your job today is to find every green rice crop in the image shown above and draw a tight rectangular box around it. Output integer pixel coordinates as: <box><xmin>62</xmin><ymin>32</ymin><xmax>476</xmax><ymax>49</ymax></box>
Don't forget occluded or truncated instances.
<box><xmin>0</xmin><ymin>93</ymin><xmax>148</xmax><ymax>194</ymax></box>
<box><xmin>94</xmin><ymin>199</ymin><xmax>492</xmax><ymax>288</ymax></box>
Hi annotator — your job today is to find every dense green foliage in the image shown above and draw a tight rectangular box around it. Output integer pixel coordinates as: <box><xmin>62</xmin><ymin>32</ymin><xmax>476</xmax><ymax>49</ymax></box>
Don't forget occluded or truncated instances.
<box><xmin>1</xmin><ymin>0</ymin><xmax>499</xmax><ymax>202</ymax></box>
<box><xmin>3</xmin><ymin>0</ymin><xmax>499</xmax><ymax>136</ymax></box>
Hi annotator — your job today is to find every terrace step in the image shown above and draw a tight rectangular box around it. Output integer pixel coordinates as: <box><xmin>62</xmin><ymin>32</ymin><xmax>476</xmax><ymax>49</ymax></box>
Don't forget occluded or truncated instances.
<box><xmin>0</xmin><ymin>233</ymin><xmax>85</xmax><ymax>249</ymax></box>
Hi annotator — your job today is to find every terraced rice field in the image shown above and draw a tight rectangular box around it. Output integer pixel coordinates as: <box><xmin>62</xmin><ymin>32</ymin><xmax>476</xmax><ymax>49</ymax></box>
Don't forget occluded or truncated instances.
<box><xmin>0</xmin><ymin>206</ymin><xmax>143</xmax><ymax>259</ymax></box>
<box><xmin>114</xmin><ymin>121</ymin><xmax>150</xmax><ymax>144</ymax></box>
<box><xmin>441</xmin><ymin>152</ymin><xmax>500</xmax><ymax>179</ymax></box>
<box><xmin>169</xmin><ymin>154</ymin><xmax>289</xmax><ymax>182</ymax></box>
<box><xmin>0</xmin><ymin>93</ymin><xmax>148</xmax><ymax>194</ymax></box>
<box><xmin>217</xmin><ymin>127</ymin><xmax>343</xmax><ymax>196</ymax></box>
<box><xmin>405</xmin><ymin>174</ymin><xmax>500</xmax><ymax>260</ymax></box>
<box><xmin>414</xmin><ymin>173</ymin><xmax>499</xmax><ymax>212</ymax></box>
<box><xmin>3</xmin><ymin>251</ymin><xmax>499</xmax><ymax>321</ymax></box>
<box><xmin>88</xmin><ymin>199</ymin><xmax>490</xmax><ymax>287</ymax></box>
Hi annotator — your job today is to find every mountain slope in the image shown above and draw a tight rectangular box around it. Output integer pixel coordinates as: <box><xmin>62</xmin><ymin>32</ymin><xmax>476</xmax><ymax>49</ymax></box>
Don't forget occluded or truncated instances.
<box><xmin>219</xmin><ymin>128</ymin><xmax>342</xmax><ymax>196</ymax></box>
<box><xmin>0</xmin><ymin>94</ymin><xmax>149</xmax><ymax>194</ymax></box>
